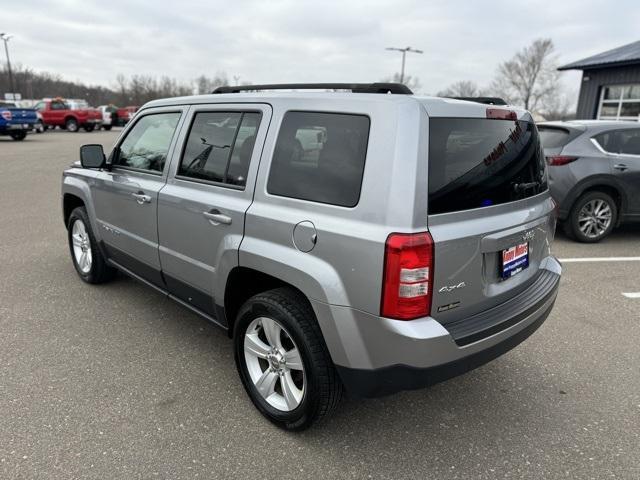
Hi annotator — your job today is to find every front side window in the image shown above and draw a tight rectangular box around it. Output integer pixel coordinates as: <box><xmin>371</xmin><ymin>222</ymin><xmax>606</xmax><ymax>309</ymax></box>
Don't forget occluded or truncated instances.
<box><xmin>114</xmin><ymin>112</ymin><xmax>181</xmax><ymax>172</ymax></box>
<box><xmin>428</xmin><ymin>118</ymin><xmax>547</xmax><ymax>215</ymax></box>
<box><xmin>51</xmin><ymin>101</ymin><xmax>68</xmax><ymax>110</ymax></box>
<box><xmin>267</xmin><ymin>111</ymin><xmax>370</xmax><ymax>207</ymax></box>
<box><xmin>178</xmin><ymin>111</ymin><xmax>261</xmax><ymax>187</ymax></box>
<box><xmin>34</xmin><ymin>101</ymin><xmax>45</xmax><ymax>111</ymax></box>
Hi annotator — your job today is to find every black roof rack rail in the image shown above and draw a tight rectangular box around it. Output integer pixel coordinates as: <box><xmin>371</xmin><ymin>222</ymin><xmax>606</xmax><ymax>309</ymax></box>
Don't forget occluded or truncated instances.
<box><xmin>450</xmin><ymin>96</ymin><xmax>508</xmax><ymax>105</ymax></box>
<box><xmin>212</xmin><ymin>82</ymin><xmax>413</xmax><ymax>95</ymax></box>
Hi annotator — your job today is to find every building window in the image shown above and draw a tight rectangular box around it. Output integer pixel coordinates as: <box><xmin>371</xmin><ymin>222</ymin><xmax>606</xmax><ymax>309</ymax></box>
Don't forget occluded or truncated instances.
<box><xmin>597</xmin><ymin>84</ymin><xmax>640</xmax><ymax>121</ymax></box>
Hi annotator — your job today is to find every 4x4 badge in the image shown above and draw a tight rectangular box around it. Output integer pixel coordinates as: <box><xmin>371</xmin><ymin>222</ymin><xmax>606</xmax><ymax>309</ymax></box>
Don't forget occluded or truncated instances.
<box><xmin>439</xmin><ymin>282</ymin><xmax>466</xmax><ymax>293</ymax></box>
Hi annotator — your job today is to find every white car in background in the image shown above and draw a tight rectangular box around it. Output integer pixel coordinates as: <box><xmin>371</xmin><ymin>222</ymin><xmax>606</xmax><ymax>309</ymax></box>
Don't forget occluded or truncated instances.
<box><xmin>97</xmin><ymin>105</ymin><xmax>116</xmax><ymax>131</ymax></box>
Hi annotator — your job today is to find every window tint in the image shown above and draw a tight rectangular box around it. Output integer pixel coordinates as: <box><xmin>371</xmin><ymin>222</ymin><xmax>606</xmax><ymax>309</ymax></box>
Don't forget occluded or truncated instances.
<box><xmin>51</xmin><ymin>101</ymin><xmax>68</xmax><ymax>110</ymax></box>
<box><xmin>538</xmin><ymin>127</ymin><xmax>572</xmax><ymax>149</ymax></box>
<box><xmin>114</xmin><ymin>112</ymin><xmax>181</xmax><ymax>172</ymax></box>
<box><xmin>267</xmin><ymin>112</ymin><xmax>370</xmax><ymax>207</ymax></box>
<box><xmin>595</xmin><ymin>129</ymin><xmax>640</xmax><ymax>155</ymax></box>
<box><xmin>428</xmin><ymin>118</ymin><xmax>547</xmax><ymax>215</ymax></box>
<box><xmin>617</xmin><ymin>129</ymin><xmax>640</xmax><ymax>155</ymax></box>
<box><xmin>178</xmin><ymin>111</ymin><xmax>261</xmax><ymax>187</ymax></box>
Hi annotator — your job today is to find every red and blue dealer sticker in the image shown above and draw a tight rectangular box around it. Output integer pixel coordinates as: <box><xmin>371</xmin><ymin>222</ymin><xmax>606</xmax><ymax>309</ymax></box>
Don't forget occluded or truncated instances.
<box><xmin>501</xmin><ymin>242</ymin><xmax>529</xmax><ymax>279</ymax></box>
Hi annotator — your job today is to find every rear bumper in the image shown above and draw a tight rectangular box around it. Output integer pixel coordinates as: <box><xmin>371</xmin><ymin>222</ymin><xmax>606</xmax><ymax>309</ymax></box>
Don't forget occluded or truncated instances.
<box><xmin>312</xmin><ymin>256</ymin><xmax>561</xmax><ymax>398</ymax></box>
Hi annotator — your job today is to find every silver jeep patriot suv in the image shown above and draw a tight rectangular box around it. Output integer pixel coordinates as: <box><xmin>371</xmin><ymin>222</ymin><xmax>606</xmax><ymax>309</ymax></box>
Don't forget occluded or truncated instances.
<box><xmin>62</xmin><ymin>83</ymin><xmax>562</xmax><ymax>430</ymax></box>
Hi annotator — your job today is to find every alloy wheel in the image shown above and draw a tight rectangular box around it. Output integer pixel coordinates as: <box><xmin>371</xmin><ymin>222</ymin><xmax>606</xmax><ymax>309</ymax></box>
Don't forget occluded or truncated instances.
<box><xmin>71</xmin><ymin>219</ymin><xmax>93</xmax><ymax>273</ymax></box>
<box><xmin>578</xmin><ymin>199</ymin><xmax>612</xmax><ymax>239</ymax></box>
<box><xmin>243</xmin><ymin>317</ymin><xmax>305</xmax><ymax>412</ymax></box>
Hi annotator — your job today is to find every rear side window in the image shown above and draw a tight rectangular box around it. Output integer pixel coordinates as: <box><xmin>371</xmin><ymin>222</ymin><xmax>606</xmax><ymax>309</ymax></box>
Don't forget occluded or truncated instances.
<box><xmin>428</xmin><ymin>118</ymin><xmax>547</xmax><ymax>215</ymax></box>
<box><xmin>594</xmin><ymin>129</ymin><xmax>640</xmax><ymax>155</ymax></box>
<box><xmin>178</xmin><ymin>111</ymin><xmax>261</xmax><ymax>187</ymax></box>
<box><xmin>538</xmin><ymin>127</ymin><xmax>572</xmax><ymax>149</ymax></box>
<box><xmin>267</xmin><ymin>112</ymin><xmax>370</xmax><ymax>207</ymax></box>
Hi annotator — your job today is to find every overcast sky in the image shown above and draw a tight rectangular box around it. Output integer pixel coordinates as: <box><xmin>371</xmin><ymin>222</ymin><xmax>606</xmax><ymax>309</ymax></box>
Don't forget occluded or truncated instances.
<box><xmin>3</xmin><ymin>0</ymin><xmax>639</xmax><ymax>99</ymax></box>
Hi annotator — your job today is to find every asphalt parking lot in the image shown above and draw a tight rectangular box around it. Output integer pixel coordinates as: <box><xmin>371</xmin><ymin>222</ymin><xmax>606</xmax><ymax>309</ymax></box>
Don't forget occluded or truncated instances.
<box><xmin>1</xmin><ymin>130</ymin><xmax>639</xmax><ymax>479</ymax></box>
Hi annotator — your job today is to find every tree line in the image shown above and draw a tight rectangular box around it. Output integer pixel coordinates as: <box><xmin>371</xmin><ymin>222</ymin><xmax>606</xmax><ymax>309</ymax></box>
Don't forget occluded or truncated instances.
<box><xmin>0</xmin><ymin>65</ymin><xmax>234</xmax><ymax>106</ymax></box>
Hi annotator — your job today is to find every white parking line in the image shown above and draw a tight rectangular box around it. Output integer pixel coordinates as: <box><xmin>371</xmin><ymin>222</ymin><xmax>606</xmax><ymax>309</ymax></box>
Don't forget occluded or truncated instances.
<box><xmin>622</xmin><ymin>292</ymin><xmax>640</xmax><ymax>299</ymax></box>
<box><xmin>559</xmin><ymin>257</ymin><xmax>640</xmax><ymax>263</ymax></box>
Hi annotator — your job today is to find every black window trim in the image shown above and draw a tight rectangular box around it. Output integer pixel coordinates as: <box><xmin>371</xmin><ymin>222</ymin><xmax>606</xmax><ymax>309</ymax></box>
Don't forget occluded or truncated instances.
<box><xmin>111</xmin><ymin>109</ymin><xmax>183</xmax><ymax>176</ymax></box>
<box><xmin>265</xmin><ymin>109</ymin><xmax>371</xmax><ymax>209</ymax></box>
<box><xmin>174</xmin><ymin>109</ymin><xmax>263</xmax><ymax>191</ymax></box>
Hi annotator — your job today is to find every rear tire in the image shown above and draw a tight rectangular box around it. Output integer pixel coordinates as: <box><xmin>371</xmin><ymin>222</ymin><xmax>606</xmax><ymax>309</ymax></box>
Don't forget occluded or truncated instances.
<box><xmin>67</xmin><ymin>207</ymin><xmax>116</xmax><ymax>284</ymax></box>
<box><xmin>567</xmin><ymin>191</ymin><xmax>617</xmax><ymax>243</ymax></box>
<box><xmin>234</xmin><ymin>287</ymin><xmax>342</xmax><ymax>430</ymax></box>
<box><xmin>10</xmin><ymin>131</ymin><xmax>27</xmax><ymax>141</ymax></box>
<box><xmin>103</xmin><ymin>125</ymin><xmax>112</xmax><ymax>131</ymax></box>
<box><xmin>65</xmin><ymin>118</ymin><xmax>79</xmax><ymax>132</ymax></box>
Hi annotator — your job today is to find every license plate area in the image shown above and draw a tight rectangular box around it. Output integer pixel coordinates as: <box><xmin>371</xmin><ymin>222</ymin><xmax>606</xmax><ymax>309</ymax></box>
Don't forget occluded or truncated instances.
<box><xmin>500</xmin><ymin>242</ymin><xmax>529</xmax><ymax>279</ymax></box>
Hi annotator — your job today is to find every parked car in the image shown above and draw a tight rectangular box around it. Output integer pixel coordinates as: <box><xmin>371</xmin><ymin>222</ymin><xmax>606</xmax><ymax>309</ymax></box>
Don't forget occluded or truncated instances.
<box><xmin>62</xmin><ymin>83</ymin><xmax>561</xmax><ymax>430</ymax></box>
<box><xmin>0</xmin><ymin>101</ymin><xmax>38</xmax><ymax>140</ymax></box>
<box><xmin>112</xmin><ymin>105</ymin><xmax>139</xmax><ymax>127</ymax></box>
<box><xmin>33</xmin><ymin>98</ymin><xmax>102</xmax><ymax>132</ymax></box>
<box><xmin>539</xmin><ymin>120</ymin><xmax>640</xmax><ymax>242</ymax></box>
<box><xmin>97</xmin><ymin>105</ymin><xmax>117</xmax><ymax>130</ymax></box>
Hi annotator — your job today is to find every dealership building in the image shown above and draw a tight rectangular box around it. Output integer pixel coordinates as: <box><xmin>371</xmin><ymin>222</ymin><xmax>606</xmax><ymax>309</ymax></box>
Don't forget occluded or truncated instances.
<box><xmin>559</xmin><ymin>40</ymin><xmax>640</xmax><ymax>120</ymax></box>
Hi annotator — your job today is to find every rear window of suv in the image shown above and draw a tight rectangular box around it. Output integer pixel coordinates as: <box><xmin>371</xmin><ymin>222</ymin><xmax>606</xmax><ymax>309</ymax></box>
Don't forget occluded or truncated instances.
<box><xmin>428</xmin><ymin>118</ymin><xmax>547</xmax><ymax>215</ymax></box>
<box><xmin>538</xmin><ymin>126</ymin><xmax>573</xmax><ymax>148</ymax></box>
<box><xmin>267</xmin><ymin>111</ymin><xmax>370</xmax><ymax>207</ymax></box>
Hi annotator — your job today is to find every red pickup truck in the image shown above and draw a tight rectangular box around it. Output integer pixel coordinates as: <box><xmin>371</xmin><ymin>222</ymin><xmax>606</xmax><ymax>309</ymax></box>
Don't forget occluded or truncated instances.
<box><xmin>33</xmin><ymin>98</ymin><xmax>103</xmax><ymax>132</ymax></box>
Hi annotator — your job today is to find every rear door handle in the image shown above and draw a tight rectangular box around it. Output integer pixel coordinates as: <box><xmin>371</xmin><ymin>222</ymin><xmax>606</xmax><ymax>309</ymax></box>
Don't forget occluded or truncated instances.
<box><xmin>613</xmin><ymin>163</ymin><xmax>628</xmax><ymax>171</ymax></box>
<box><xmin>203</xmin><ymin>209</ymin><xmax>232</xmax><ymax>226</ymax></box>
<box><xmin>132</xmin><ymin>192</ymin><xmax>152</xmax><ymax>204</ymax></box>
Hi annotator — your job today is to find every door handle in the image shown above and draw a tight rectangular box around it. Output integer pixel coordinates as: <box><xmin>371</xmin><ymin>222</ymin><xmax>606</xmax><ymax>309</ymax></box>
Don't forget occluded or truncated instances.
<box><xmin>203</xmin><ymin>209</ymin><xmax>232</xmax><ymax>226</ymax></box>
<box><xmin>613</xmin><ymin>163</ymin><xmax>628</xmax><ymax>171</ymax></box>
<box><xmin>132</xmin><ymin>192</ymin><xmax>151</xmax><ymax>204</ymax></box>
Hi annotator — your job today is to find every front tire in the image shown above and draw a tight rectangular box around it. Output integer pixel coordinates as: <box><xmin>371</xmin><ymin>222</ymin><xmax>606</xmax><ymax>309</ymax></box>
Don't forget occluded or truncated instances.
<box><xmin>566</xmin><ymin>191</ymin><xmax>617</xmax><ymax>243</ymax></box>
<box><xmin>10</xmin><ymin>131</ymin><xmax>27</xmax><ymax>141</ymax></box>
<box><xmin>67</xmin><ymin>207</ymin><xmax>116</xmax><ymax>283</ymax></box>
<box><xmin>103</xmin><ymin>125</ymin><xmax>112</xmax><ymax>131</ymax></box>
<box><xmin>234</xmin><ymin>288</ymin><xmax>342</xmax><ymax>430</ymax></box>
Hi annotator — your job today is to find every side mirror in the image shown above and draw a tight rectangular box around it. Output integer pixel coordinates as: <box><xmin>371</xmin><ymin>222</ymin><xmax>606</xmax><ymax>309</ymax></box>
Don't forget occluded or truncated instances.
<box><xmin>80</xmin><ymin>144</ymin><xmax>106</xmax><ymax>169</ymax></box>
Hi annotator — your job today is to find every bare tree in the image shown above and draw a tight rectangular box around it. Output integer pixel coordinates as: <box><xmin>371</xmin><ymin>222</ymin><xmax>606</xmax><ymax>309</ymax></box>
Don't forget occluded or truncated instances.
<box><xmin>491</xmin><ymin>38</ymin><xmax>560</xmax><ymax>112</ymax></box>
<box><xmin>381</xmin><ymin>72</ymin><xmax>421</xmax><ymax>92</ymax></box>
<box><xmin>437</xmin><ymin>80</ymin><xmax>485</xmax><ymax>98</ymax></box>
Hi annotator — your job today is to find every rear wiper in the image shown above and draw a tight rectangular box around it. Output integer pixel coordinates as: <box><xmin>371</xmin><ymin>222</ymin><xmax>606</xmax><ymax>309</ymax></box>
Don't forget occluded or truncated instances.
<box><xmin>513</xmin><ymin>181</ymin><xmax>541</xmax><ymax>192</ymax></box>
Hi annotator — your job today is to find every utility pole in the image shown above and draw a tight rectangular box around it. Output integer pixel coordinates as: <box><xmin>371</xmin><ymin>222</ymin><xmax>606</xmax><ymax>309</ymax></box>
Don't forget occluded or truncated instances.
<box><xmin>385</xmin><ymin>46</ymin><xmax>423</xmax><ymax>83</ymax></box>
<box><xmin>0</xmin><ymin>33</ymin><xmax>15</xmax><ymax>99</ymax></box>
<box><xmin>233</xmin><ymin>75</ymin><xmax>240</xmax><ymax>86</ymax></box>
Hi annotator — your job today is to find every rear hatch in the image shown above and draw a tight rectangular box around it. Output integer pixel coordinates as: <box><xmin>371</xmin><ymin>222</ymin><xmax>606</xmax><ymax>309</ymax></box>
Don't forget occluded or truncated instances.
<box><xmin>423</xmin><ymin>101</ymin><xmax>554</xmax><ymax>325</ymax></box>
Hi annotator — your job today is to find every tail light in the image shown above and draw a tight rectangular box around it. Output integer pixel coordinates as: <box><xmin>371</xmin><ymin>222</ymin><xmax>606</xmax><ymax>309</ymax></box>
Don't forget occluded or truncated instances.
<box><xmin>486</xmin><ymin>108</ymin><xmax>517</xmax><ymax>120</ymax></box>
<box><xmin>546</xmin><ymin>155</ymin><xmax>578</xmax><ymax>166</ymax></box>
<box><xmin>381</xmin><ymin>232</ymin><xmax>434</xmax><ymax>320</ymax></box>
<box><xmin>1</xmin><ymin>110</ymin><xmax>12</xmax><ymax>121</ymax></box>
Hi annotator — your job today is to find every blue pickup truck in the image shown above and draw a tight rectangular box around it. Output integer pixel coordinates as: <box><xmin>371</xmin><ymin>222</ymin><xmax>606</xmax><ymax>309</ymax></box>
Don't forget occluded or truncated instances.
<box><xmin>0</xmin><ymin>101</ymin><xmax>38</xmax><ymax>141</ymax></box>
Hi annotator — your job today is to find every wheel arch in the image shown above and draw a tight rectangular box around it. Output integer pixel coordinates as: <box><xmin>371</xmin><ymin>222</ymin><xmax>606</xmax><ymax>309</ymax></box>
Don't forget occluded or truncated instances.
<box><xmin>563</xmin><ymin>176</ymin><xmax>627</xmax><ymax>224</ymax></box>
<box><xmin>224</xmin><ymin>267</ymin><xmax>311</xmax><ymax>338</ymax></box>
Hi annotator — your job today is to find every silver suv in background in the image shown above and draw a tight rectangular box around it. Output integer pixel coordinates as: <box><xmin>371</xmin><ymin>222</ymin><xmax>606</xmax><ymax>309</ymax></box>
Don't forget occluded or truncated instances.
<box><xmin>62</xmin><ymin>83</ymin><xmax>561</xmax><ymax>430</ymax></box>
<box><xmin>539</xmin><ymin>120</ymin><xmax>640</xmax><ymax>242</ymax></box>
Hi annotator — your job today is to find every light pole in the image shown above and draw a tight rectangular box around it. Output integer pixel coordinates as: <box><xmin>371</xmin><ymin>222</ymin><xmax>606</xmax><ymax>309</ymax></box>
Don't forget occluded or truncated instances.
<box><xmin>385</xmin><ymin>46</ymin><xmax>423</xmax><ymax>84</ymax></box>
<box><xmin>0</xmin><ymin>33</ymin><xmax>15</xmax><ymax>99</ymax></box>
